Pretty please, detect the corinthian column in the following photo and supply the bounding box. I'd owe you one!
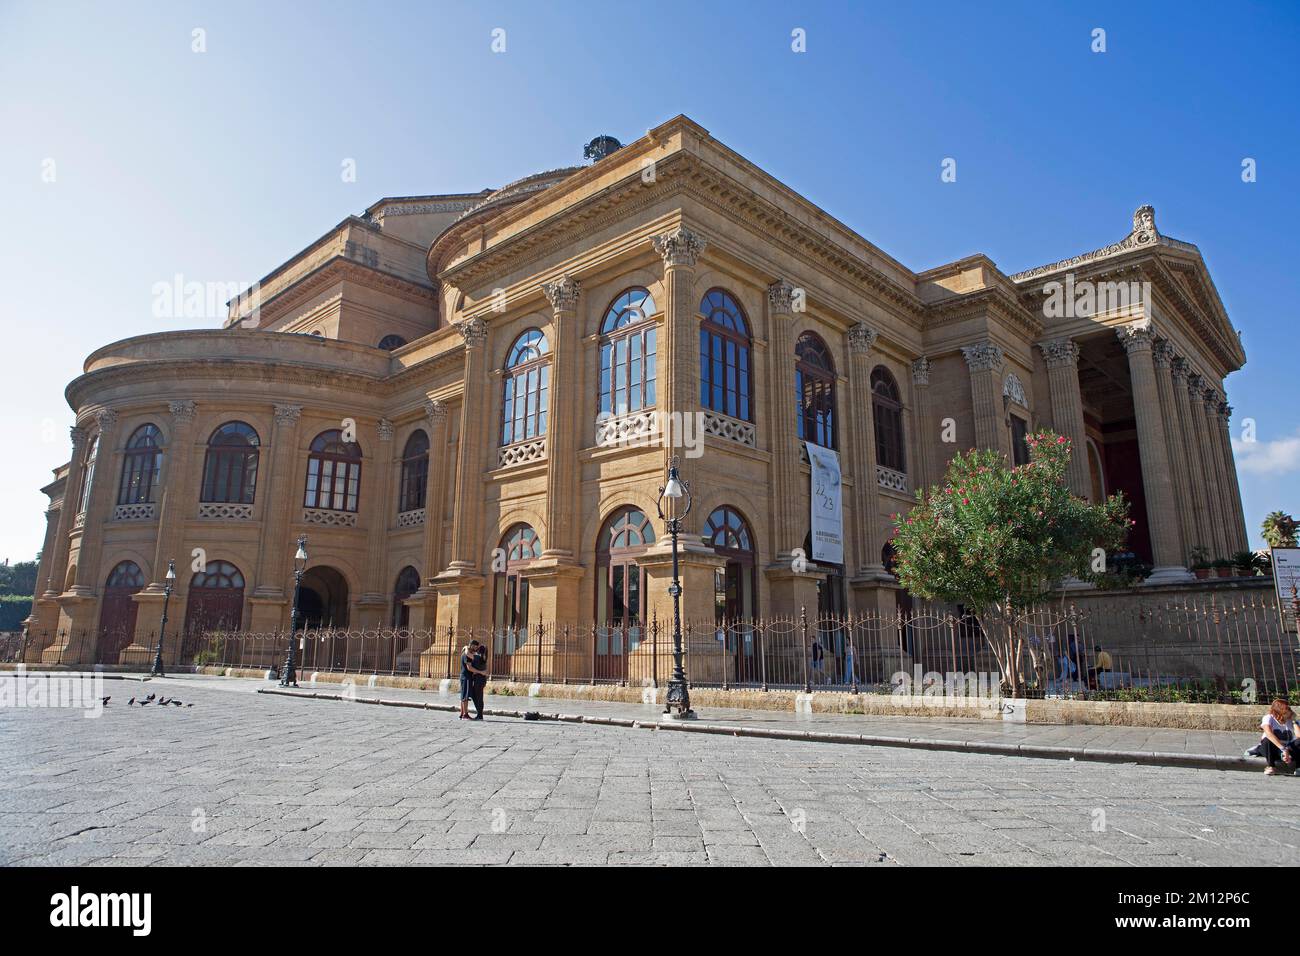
[1115,324,1192,583]
[910,358,933,494]
[652,225,707,503]
[847,324,888,580]
[1037,338,1090,497]
[406,398,449,630]
[67,408,119,594]
[766,280,800,558]
[961,343,1009,457]
[1172,361,1213,559]
[1196,384,1232,559]
[357,419,396,625]
[1151,342,1191,562]
[541,275,582,560]
[43,425,89,599]
[247,403,302,631]
[1217,402,1249,553]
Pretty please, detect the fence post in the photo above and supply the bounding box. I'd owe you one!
[651,611,659,689]
[848,612,859,695]
[801,606,810,694]
[535,615,543,685]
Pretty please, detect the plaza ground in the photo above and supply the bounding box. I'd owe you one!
[1,674,1296,866]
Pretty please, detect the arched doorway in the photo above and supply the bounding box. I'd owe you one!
[98,561,144,664]
[297,566,349,669]
[707,506,758,682]
[493,524,540,672]
[184,561,246,636]
[391,566,420,628]
[595,507,655,681]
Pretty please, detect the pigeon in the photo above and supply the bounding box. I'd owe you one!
[128,698,136,706]
[185,703,193,708]
[170,700,183,707]
[159,697,170,705]
[144,693,156,702]
[139,699,152,707]
[101,697,110,706]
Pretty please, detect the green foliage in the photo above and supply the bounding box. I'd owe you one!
[890,430,1130,614]
[1262,511,1298,549]
[0,560,38,597]
[0,595,34,631]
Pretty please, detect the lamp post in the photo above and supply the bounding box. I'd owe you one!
[656,456,695,719]
[151,559,175,678]
[280,535,308,688]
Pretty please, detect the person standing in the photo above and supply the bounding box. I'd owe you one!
[469,640,488,720]
[459,639,485,720]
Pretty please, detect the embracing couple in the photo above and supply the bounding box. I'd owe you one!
[459,639,487,720]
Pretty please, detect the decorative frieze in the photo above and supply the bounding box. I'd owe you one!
[847,323,878,355]
[653,226,707,269]
[1010,205,1161,282]
[498,437,547,468]
[303,508,357,528]
[542,275,581,311]
[1037,338,1079,370]
[112,503,155,521]
[701,411,756,448]
[396,508,426,529]
[595,411,658,448]
[961,343,1004,372]
[198,502,254,521]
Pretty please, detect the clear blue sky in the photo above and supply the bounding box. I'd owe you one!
[2,0,1296,563]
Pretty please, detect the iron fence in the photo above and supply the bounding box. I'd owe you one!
[13,592,1297,704]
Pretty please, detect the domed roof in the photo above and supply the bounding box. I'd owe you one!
[453,166,584,224]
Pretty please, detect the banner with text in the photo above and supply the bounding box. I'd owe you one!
[806,442,844,565]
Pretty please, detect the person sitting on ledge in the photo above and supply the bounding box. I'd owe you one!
[1255,698,1300,775]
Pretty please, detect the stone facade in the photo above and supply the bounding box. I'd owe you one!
[24,116,1249,665]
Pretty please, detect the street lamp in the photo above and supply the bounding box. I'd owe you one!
[151,559,175,677]
[280,535,308,688]
[656,456,695,719]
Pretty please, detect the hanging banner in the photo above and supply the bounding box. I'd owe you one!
[806,442,844,565]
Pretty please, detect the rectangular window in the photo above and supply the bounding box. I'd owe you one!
[1011,415,1030,466]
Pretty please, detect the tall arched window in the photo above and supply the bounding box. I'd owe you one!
[699,289,752,421]
[398,430,429,514]
[595,508,655,680]
[201,422,260,504]
[493,524,541,655]
[117,424,163,506]
[98,560,145,663]
[871,367,906,474]
[704,506,756,623]
[183,560,246,635]
[599,288,657,418]
[304,430,362,512]
[77,433,100,516]
[391,566,420,628]
[377,334,407,351]
[501,328,550,446]
[795,332,836,449]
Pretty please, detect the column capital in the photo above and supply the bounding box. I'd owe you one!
[1037,338,1079,370]
[1218,402,1232,423]
[1152,339,1175,369]
[377,418,395,442]
[424,397,449,427]
[454,318,489,349]
[168,400,197,424]
[94,408,119,435]
[1116,322,1154,354]
[273,403,302,425]
[1185,371,1204,397]
[847,323,878,355]
[653,226,707,268]
[767,279,796,314]
[542,274,581,311]
[961,342,1003,372]
[911,357,931,386]
[69,424,88,447]
[1202,386,1223,409]
[1170,356,1189,383]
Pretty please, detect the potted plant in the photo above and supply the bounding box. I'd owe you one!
[1231,550,1261,577]
[1212,557,1235,578]
[1190,546,1212,580]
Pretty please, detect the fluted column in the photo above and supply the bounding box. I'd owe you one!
[1115,325,1192,582]
[1217,402,1249,553]
[541,275,582,560]
[1196,383,1232,559]
[147,401,199,589]
[357,419,396,624]
[652,226,707,507]
[767,280,800,558]
[43,425,89,599]
[67,409,119,594]
[1150,342,1191,562]
[1172,360,1213,559]
[961,343,1009,457]
[848,324,887,580]
[910,358,933,494]
[246,404,302,631]
[406,398,450,631]
[1037,339,1090,497]
[447,318,490,572]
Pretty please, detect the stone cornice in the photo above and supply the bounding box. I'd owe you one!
[1010,205,1162,282]
[922,285,1043,340]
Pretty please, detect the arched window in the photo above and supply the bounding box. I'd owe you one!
[704,506,756,623]
[77,433,100,516]
[501,328,550,446]
[117,424,163,506]
[304,430,362,512]
[391,566,420,628]
[699,289,752,421]
[398,430,429,514]
[201,422,260,504]
[183,560,246,635]
[493,524,541,653]
[599,288,658,418]
[795,332,836,449]
[377,334,407,351]
[871,367,906,474]
[595,508,655,680]
[98,560,145,663]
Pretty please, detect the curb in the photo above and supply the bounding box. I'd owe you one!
[255,687,1260,774]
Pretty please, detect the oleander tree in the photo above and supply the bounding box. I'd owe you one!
[890,430,1130,695]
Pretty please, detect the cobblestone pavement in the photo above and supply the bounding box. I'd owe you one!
[1,676,1296,866]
